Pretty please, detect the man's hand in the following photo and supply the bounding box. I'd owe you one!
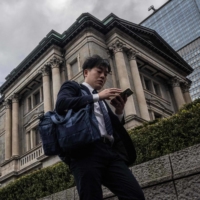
[98,88,122,100]
[110,95,127,115]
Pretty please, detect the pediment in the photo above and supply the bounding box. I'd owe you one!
[24,111,43,129]
[149,99,166,110]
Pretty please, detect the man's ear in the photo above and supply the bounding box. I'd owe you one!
[83,69,88,78]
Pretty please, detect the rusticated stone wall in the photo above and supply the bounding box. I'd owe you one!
[39,144,200,200]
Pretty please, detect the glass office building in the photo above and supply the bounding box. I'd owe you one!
[141,0,200,100]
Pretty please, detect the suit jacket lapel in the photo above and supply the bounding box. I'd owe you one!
[80,84,91,95]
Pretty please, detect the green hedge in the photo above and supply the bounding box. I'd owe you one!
[0,162,74,200]
[130,98,200,164]
[1,98,200,199]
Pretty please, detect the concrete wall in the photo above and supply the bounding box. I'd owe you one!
[39,143,200,200]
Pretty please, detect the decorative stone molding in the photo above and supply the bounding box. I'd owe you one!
[106,49,114,59]
[169,76,181,87]
[181,81,191,93]
[48,56,63,69]
[60,65,66,72]
[127,48,138,61]
[39,64,51,76]
[4,99,12,109]
[109,40,126,53]
[11,93,20,103]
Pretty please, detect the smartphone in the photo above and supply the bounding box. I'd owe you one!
[120,88,133,98]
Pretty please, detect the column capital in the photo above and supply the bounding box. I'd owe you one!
[127,48,139,61]
[169,76,181,88]
[109,40,126,54]
[48,56,63,69]
[11,93,20,103]
[4,99,12,109]
[38,64,51,76]
[181,81,191,93]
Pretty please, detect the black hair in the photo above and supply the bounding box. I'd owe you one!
[82,55,111,77]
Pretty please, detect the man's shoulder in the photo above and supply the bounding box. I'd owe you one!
[62,80,80,87]
[61,80,81,90]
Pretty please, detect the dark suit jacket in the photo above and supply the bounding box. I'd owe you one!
[55,81,136,166]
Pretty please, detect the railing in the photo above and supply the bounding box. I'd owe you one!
[19,145,44,170]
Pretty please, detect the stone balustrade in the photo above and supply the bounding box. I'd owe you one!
[19,145,44,170]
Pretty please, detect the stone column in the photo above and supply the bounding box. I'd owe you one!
[61,65,66,84]
[107,50,117,88]
[110,40,136,117]
[11,93,20,157]
[39,64,52,112]
[30,129,36,149]
[127,49,150,121]
[181,82,192,104]
[26,132,31,151]
[4,99,12,160]
[49,56,63,105]
[66,63,73,80]
[170,77,186,109]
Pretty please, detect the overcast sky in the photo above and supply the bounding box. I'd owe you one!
[0,0,168,86]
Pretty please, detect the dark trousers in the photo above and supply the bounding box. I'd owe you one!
[69,140,145,200]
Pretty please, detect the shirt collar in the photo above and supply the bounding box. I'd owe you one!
[82,82,94,94]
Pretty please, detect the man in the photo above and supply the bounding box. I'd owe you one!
[56,55,145,200]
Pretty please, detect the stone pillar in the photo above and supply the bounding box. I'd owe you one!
[170,77,186,109]
[26,132,31,151]
[67,63,73,80]
[110,40,136,117]
[181,82,192,104]
[39,64,52,112]
[77,53,81,72]
[4,99,12,160]
[61,65,66,84]
[127,49,150,121]
[30,129,35,149]
[49,56,63,105]
[11,93,20,157]
[107,50,117,88]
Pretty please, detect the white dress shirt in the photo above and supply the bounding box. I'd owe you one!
[82,82,123,142]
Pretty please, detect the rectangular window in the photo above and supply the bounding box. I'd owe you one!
[33,91,40,106]
[71,61,79,77]
[153,82,161,96]
[154,112,162,119]
[144,78,152,91]
[28,97,32,111]
[35,127,41,146]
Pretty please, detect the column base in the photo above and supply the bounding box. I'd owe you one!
[0,156,20,177]
[124,114,147,130]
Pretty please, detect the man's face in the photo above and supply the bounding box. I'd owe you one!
[84,66,108,90]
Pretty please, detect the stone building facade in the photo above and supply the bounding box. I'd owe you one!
[0,13,193,186]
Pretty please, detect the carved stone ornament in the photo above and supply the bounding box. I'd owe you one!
[127,48,138,61]
[106,49,113,59]
[4,99,12,109]
[181,82,191,93]
[48,56,63,69]
[169,76,181,88]
[60,65,66,72]
[109,39,126,54]
[11,93,20,103]
[38,64,50,76]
